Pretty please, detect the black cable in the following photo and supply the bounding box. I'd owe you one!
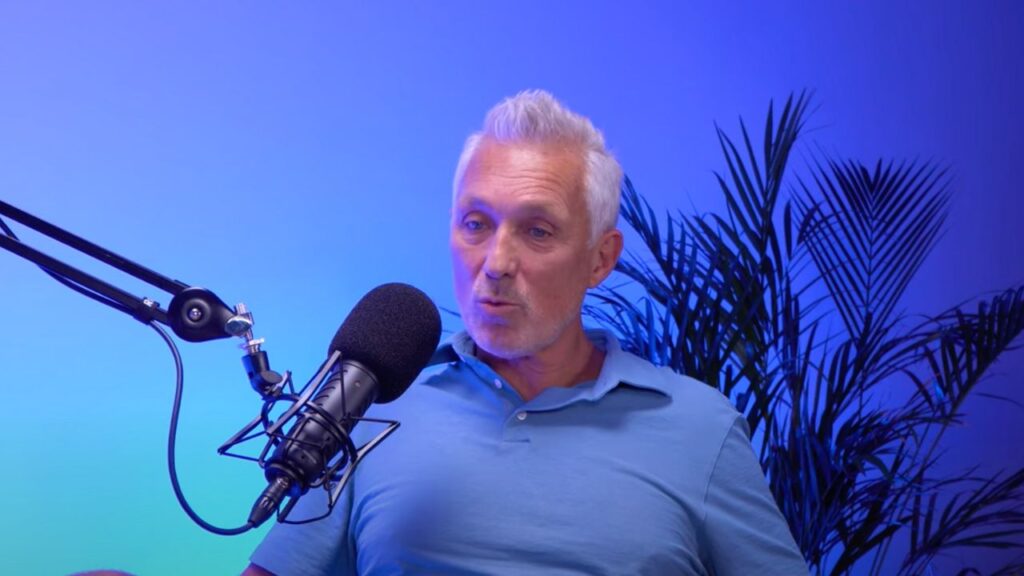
[43,269,134,315]
[151,321,254,535]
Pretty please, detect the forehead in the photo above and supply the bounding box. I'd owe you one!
[455,140,585,213]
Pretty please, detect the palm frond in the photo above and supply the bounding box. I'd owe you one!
[901,468,1024,575]
[903,287,1024,419]
[796,158,951,342]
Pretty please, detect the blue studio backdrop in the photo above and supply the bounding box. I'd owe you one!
[0,3,1021,575]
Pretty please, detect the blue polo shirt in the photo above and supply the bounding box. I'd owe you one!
[250,330,807,575]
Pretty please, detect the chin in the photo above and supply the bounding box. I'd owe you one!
[468,324,539,359]
[481,344,535,360]
[472,320,578,361]
[473,334,532,359]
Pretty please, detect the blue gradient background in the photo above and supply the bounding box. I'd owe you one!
[1,3,1021,575]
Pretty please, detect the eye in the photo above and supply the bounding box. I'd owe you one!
[461,215,487,233]
[528,226,552,239]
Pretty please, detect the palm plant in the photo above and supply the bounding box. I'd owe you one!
[585,93,1024,574]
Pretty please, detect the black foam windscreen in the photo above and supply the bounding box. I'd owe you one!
[329,283,442,403]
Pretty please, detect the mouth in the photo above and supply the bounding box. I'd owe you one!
[476,298,519,314]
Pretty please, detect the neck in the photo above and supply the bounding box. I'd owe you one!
[478,323,605,402]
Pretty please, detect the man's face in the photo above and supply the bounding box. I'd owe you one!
[450,139,602,359]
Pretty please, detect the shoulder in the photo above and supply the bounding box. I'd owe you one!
[605,342,740,428]
[584,338,748,482]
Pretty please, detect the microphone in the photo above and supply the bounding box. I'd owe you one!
[248,283,441,527]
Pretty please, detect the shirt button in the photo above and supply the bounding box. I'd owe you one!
[493,378,502,389]
[516,412,528,421]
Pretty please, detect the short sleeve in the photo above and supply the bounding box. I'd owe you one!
[249,480,357,576]
[702,418,809,575]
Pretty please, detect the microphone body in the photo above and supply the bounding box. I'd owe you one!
[248,283,441,527]
[249,359,378,526]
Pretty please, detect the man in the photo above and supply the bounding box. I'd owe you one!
[245,90,808,575]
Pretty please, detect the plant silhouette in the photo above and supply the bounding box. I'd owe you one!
[585,93,1024,575]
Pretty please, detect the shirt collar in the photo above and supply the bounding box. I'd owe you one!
[437,329,672,403]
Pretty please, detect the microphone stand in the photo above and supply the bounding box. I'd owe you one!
[0,199,246,342]
[0,199,274,534]
[0,199,403,531]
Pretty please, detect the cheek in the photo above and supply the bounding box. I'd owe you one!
[450,241,479,284]
[530,255,591,306]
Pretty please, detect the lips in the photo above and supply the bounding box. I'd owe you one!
[478,297,515,306]
[475,297,520,314]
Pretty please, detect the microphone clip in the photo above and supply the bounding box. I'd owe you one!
[231,302,289,399]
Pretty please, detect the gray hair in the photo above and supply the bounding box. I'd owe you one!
[452,90,622,245]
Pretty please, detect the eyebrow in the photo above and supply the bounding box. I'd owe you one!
[456,196,565,218]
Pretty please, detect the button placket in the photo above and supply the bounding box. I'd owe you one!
[500,406,531,443]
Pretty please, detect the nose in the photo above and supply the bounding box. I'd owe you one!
[482,226,518,280]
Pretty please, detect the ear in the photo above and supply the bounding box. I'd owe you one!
[588,229,623,288]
